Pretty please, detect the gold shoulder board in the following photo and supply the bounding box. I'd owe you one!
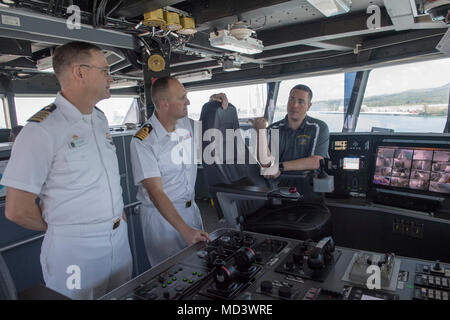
[134,123,153,141]
[27,104,57,123]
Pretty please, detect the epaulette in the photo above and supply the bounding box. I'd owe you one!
[94,106,104,114]
[134,123,152,141]
[27,104,57,123]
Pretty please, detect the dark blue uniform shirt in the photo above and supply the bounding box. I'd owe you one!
[267,114,330,200]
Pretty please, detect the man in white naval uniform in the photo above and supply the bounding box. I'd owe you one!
[130,77,229,266]
[1,42,132,299]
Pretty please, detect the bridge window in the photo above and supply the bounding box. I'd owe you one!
[96,96,137,126]
[0,97,7,128]
[187,83,267,120]
[276,73,345,132]
[358,58,450,133]
[14,96,137,126]
[14,96,55,125]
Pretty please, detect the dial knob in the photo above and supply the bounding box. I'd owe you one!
[260,280,273,293]
[279,285,292,299]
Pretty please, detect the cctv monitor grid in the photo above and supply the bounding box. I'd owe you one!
[373,146,450,194]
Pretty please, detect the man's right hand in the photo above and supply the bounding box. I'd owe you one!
[249,117,268,130]
[181,226,210,246]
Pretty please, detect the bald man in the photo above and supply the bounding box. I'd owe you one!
[131,77,231,266]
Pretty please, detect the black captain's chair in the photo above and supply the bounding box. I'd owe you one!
[199,101,332,241]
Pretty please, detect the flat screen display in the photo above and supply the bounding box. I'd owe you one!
[343,157,360,170]
[373,146,450,194]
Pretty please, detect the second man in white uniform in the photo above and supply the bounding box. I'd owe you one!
[130,77,215,266]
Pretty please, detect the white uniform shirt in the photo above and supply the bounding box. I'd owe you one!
[1,92,123,225]
[130,113,198,206]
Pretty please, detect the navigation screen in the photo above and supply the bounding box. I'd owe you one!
[373,146,450,194]
[343,157,360,170]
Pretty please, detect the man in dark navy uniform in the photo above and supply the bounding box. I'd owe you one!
[250,84,329,201]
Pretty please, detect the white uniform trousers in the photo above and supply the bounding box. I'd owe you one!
[40,217,133,300]
[140,200,203,267]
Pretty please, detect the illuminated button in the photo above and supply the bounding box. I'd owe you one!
[192,272,197,275]
[162,284,167,288]
[198,273,203,277]
[167,280,172,285]
[172,277,177,281]
[183,278,187,282]
[188,280,193,284]
[306,293,315,299]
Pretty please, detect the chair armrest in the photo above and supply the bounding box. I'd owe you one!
[280,170,317,179]
[210,183,301,201]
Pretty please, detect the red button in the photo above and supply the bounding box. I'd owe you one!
[289,187,297,193]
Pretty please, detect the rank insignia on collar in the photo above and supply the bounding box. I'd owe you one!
[28,104,56,123]
[134,123,152,141]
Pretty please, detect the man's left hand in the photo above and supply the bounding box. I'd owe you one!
[210,93,228,109]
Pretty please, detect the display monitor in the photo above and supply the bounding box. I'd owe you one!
[372,145,450,195]
[343,157,360,170]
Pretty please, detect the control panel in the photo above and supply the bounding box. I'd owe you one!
[328,134,372,197]
[100,228,449,301]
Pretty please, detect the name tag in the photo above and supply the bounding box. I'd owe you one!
[69,136,87,149]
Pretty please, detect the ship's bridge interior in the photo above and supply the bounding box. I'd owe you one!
[0,0,449,300]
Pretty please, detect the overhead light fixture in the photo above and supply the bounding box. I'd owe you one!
[209,29,264,55]
[175,70,212,83]
[36,56,54,73]
[109,79,138,89]
[306,0,352,17]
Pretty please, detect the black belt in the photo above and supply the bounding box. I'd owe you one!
[113,218,121,230]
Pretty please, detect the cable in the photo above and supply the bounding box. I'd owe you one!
[92,0,97,28]
[106,0,122,18]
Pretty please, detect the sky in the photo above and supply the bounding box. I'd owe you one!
[188,57,450,108]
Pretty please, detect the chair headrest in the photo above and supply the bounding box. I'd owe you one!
[199,101,240,133]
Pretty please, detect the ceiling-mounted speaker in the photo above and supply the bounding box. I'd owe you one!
[177,16,197,35]
[147,54,166,72]
[143,9,166,27]
[163,11,182,31]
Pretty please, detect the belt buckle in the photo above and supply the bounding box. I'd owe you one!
[113,218,121,230]
[185,200,191,208]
